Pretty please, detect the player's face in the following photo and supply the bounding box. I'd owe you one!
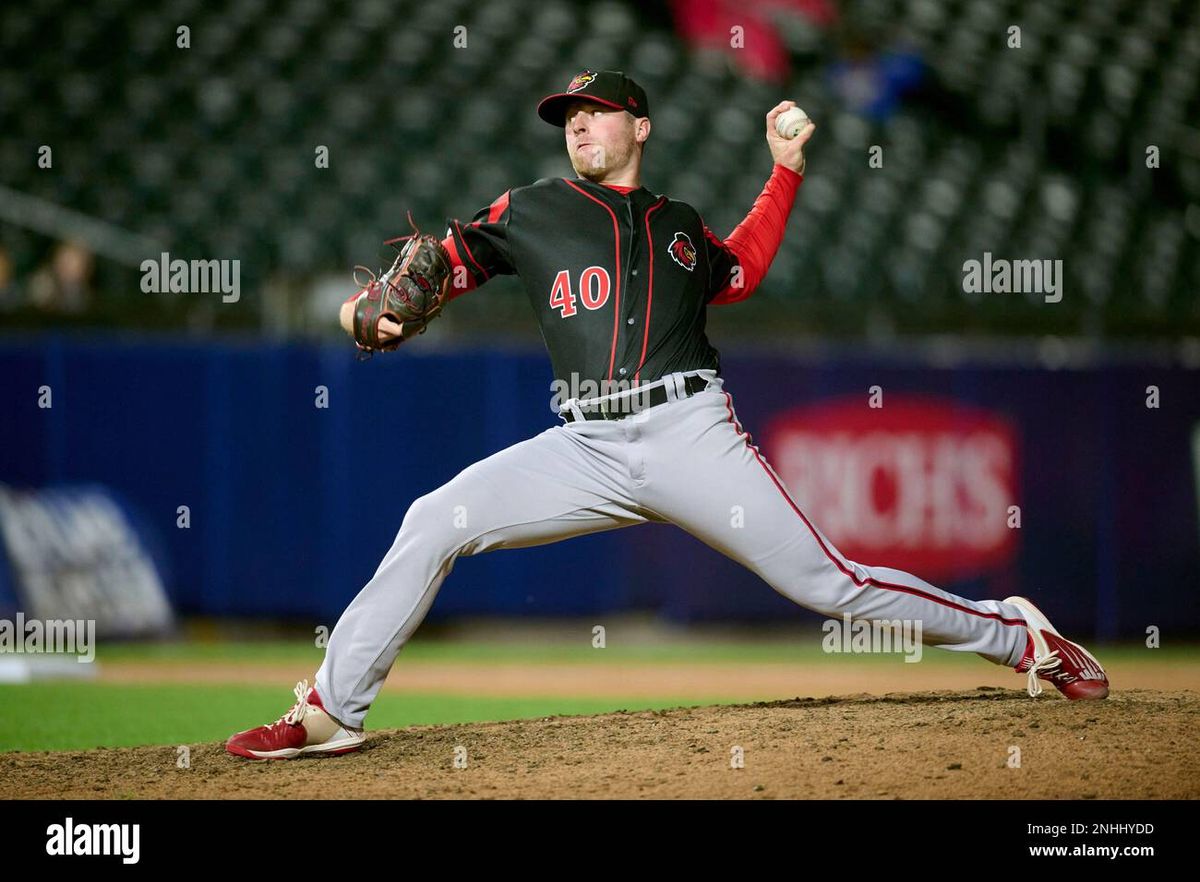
[564,100,640,181]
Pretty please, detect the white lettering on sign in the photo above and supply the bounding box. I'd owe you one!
[774,431,1011,551]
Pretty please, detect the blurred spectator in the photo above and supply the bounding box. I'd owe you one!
[670,0,838,82]
[0,246,20,311]
[29,241,94,314]
[827,27,926,122]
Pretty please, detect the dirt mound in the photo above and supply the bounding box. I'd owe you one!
[4,689,1196,799]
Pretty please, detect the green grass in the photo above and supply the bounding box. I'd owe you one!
[93,637,833,664]
[92,637,1192,667]
[0,683,729,753]
[4,639,1191,754]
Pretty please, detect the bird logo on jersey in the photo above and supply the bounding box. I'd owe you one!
[567,71,597,93]
[668,232,697,271]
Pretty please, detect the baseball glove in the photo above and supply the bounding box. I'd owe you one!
[350,220,452,356]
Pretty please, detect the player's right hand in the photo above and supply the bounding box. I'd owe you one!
[765,100,815,175]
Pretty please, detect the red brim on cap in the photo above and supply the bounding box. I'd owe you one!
[536,93,625,126]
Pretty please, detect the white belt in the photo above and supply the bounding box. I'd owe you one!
[557,369,718,420]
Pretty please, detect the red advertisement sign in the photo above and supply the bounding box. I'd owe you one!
[764,396,1019,581]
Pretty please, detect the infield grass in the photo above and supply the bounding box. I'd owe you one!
[0,638,1190,754]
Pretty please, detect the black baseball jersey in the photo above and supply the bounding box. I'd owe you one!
[445,177,743,388]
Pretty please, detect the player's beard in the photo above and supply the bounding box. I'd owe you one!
[572,138,636,183]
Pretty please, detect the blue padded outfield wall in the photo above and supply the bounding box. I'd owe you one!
[1,333,1197,639]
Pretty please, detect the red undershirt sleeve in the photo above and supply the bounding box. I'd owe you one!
[706,163,803,306]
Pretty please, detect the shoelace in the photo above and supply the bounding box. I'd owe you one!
[263,679,313,727]
[1025,650,1063,697]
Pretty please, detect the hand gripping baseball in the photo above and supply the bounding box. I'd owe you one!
[765,100,815,175]
[351,218,452,356]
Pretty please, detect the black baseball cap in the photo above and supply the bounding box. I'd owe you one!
[537,69,650,127]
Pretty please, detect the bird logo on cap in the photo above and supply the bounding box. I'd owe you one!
[567,71,596,93]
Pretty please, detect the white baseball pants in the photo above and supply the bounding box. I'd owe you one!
[316,371,1030,728]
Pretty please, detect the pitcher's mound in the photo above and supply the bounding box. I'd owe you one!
[4,689,1195,799]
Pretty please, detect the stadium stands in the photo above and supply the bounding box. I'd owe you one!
[0,0,1196,338]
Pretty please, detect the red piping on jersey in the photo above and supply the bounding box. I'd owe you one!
[483,190,510,224]
[442,190,511,299]
[563,179,622,382]
[451,219,487,282]
[720,391,1029,628]
[635,199,666,383]
[442,235,478,299]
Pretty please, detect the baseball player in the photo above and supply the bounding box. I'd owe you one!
[226,70,1108,760]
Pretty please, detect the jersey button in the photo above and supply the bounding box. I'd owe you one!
[632,269,639,276]
[618,367,627,375]
[626,317,635,325]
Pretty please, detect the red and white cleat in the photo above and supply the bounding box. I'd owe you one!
[1006,596,1110,700]
[225,680,366,760]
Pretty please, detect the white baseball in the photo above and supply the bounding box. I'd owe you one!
[775,106,810,139]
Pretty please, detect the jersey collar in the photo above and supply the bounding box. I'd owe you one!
[566,177,655,206]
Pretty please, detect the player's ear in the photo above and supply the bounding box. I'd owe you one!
[636,117,651,145]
